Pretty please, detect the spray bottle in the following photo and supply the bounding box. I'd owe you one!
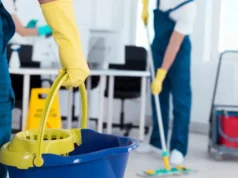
[9,44,21,69]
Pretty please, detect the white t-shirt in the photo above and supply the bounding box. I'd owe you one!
[158,0,197,35]
[2,0,16,14]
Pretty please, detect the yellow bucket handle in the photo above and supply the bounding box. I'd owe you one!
[33,71,88,167]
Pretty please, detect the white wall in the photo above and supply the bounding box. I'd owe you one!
[219,0,238,51]
[189,0,218,124]
[189,0,224,124]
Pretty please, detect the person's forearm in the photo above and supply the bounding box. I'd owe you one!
[161,31,185,71]
[17,28,38,37]
[38,0,56,4]
[11,15,38,37]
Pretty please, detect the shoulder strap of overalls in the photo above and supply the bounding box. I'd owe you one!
[157,0,160,8]
[166,0,194,13]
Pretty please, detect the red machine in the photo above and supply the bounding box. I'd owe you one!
[219,115,238,148]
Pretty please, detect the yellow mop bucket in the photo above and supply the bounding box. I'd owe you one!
[0,71,138,178]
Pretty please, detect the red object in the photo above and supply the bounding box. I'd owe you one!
[219,116,238,148]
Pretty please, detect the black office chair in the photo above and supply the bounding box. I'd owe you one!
[91,45,149,136]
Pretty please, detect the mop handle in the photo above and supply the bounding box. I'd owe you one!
[145,27,170,170]
[34,71,88,167]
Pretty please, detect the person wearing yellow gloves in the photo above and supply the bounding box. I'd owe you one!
[140,0,196,165]
[0,0,89,177]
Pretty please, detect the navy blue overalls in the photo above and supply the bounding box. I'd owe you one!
[150,0,193,156]
[0,1,15,178]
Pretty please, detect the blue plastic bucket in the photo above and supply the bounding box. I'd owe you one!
[7,129,138,178]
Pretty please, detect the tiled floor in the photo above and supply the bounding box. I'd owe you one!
[125,133,238,178]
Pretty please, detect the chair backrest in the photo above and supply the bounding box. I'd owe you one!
[109,46,147,71]
[106,45,147,98]
[7,44,34,65]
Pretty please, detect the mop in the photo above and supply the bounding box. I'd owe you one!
[137,26,196,177]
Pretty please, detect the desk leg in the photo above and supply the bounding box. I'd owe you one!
[107,76,114,134]
[139,77,147,141]
[98,75,106,133]
[67,89,73,129]
[21,74,30,131]
[86,77,92,122]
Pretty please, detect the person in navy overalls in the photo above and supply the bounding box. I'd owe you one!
[141,0,196,165]
[0,2,16,177]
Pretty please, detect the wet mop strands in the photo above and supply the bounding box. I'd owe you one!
[138,166,195,177]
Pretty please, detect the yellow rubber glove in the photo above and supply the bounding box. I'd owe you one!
[142,0,149,25]
[40,0,90,88]
[151,68,167,95]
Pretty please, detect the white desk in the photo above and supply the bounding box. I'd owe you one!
[9,68,150,141]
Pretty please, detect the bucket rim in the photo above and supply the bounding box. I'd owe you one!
[22,129,138,168]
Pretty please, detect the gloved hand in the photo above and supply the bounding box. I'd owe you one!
[26,19,38,28]
[151,68,167,95]
[40,0,90,89]
[26,19,52,36]
[141,0,149,25]
[37,25,52,36]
